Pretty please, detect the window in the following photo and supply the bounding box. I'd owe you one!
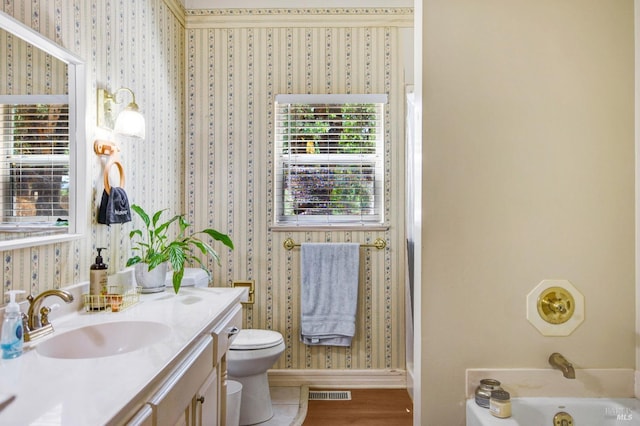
[0,97,70,226]
[274,94,386,226]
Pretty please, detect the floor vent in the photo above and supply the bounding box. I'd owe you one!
[308,390,352,401]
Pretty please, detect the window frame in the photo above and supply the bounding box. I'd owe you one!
[0,11,87,249]
[1,98,71,223]
[273,93,387,228]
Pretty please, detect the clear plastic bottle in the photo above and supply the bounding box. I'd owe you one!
[1,290,26,359]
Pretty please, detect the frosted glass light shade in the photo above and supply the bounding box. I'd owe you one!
[114,108,145,139]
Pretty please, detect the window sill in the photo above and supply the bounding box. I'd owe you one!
[271,224,389,232]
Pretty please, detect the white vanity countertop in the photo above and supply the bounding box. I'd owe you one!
[0,285,245,425]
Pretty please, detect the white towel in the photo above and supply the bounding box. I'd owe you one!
[300,242,360,346]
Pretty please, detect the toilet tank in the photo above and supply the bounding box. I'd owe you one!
[165,268,210,288]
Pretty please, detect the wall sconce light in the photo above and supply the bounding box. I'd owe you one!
[97,87,146,139]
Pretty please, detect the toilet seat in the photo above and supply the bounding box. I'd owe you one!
[230,329,283,350]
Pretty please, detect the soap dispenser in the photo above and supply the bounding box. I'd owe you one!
[89,247,108,310]
[1,290,26,359]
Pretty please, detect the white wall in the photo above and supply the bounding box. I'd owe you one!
[420,0,635,423]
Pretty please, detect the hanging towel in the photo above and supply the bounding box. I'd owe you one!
[300,242,360,346]
[97,187,132,225]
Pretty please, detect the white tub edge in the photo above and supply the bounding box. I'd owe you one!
[466,368,635,399]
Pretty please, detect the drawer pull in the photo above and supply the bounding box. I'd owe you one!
[197,396,205,404]
[227,326,240,338]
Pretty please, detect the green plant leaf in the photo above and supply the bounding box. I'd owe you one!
[151,208,166,227]
[201,229,234,249]
[189,256,208,270]
[178,215,190,233]
[191,240,221,266]
[131,204,150,227]
[126,256,141,267]
[155,214,180,236]
[147,253,166,270]
[209,250,221,266]
[172,268,184,294]
[167,243,187,271]
[190,240,209,255]
[127,205,234,293]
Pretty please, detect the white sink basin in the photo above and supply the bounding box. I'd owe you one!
[36,321,171,359]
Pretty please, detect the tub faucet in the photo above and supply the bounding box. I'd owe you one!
[22,289,74,342]
[548,352,575,379]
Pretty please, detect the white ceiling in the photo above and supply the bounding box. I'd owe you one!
[183,0,413,9]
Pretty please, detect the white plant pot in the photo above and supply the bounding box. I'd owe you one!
[135,262,168,294]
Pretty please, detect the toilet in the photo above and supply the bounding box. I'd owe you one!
[227,329,285,425]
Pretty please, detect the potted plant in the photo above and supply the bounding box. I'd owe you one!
[126,204,234,294]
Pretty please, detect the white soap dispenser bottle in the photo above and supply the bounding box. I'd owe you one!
[1,290,26,359]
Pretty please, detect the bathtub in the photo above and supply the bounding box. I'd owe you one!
[467,397,640,425]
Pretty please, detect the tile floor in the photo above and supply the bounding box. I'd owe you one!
[252,386,307,426]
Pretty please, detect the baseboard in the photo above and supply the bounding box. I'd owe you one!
[406,366,415,401]
[268,369,407,388]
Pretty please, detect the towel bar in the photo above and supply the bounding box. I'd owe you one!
[283,237,386,251]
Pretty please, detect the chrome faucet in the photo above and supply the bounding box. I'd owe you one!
[22,289,74,342]
[549,352,575,379]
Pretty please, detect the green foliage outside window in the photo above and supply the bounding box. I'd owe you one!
[281,104,380,218]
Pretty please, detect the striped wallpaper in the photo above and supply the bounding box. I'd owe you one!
[0,2,413,373]
[0,29,67,95]
[185,8,412,370]
[0,0,185,297]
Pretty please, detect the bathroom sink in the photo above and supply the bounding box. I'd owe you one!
[36,321,171,359]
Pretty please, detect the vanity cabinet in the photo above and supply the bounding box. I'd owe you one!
[0,287,246,426]
[193,303,243,426]
[124,335,215,426]
[125,303,242,426]
[147,336,214,426]
[192,368,219,425]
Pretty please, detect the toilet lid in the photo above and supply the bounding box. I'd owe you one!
[230,329,284,350]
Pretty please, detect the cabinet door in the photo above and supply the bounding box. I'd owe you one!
[173,407,190,426]
[148,336,214,426]
[193,368,219,426]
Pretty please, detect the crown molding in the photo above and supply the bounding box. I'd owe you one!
[163,0,187,26]
[185,8,414,29]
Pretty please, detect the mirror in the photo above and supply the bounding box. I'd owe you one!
[0,11,86,249]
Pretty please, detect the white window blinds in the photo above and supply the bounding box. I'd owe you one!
[275,94,386,225]
[0,95,70,222]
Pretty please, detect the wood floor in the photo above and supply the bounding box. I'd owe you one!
[302,389,413,426]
